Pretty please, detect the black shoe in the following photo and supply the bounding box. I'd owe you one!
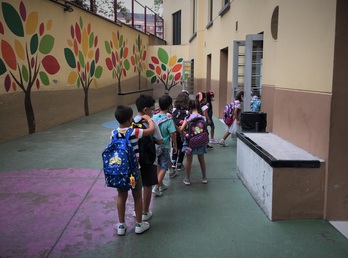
[207,145,214,150]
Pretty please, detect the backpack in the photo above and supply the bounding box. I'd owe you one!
[186,115,209,148]
[102,128,139,190]
[223,102,235,126]
[131,120,156,167]
[172,108,189,127]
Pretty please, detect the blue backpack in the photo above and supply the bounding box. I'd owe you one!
[102,128,139,190]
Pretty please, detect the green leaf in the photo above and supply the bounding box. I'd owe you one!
[0,58,7,75]
[89,32,94,48]
[150,76,156,84]
[169,74,173,80]
[119,35,123,48]
[39,71,49,85]
[178,58,183,62]
[146,70,155,77]
[39,35,54,54]
[161,64,166,71]
[105,41,111,54]
[79,16,83,29]
[158,48,168,64]
[64,48,76,68]
[78,50,85,68]
[95,66,103,78]
[2,2,24,37]
[77,77,80,88]
[30,34,39,55]
[90,60,95,77]
[22,65,28,82]
[124,59,130,70]
[120,48,123,59]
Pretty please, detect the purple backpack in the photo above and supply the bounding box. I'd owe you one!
[186,115,209,148]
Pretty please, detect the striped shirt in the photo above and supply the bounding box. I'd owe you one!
[111,127,143,161]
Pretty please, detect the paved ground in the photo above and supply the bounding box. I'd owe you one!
[1,106,348,258]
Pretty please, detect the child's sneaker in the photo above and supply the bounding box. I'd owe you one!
[159,184,168,192]
[209,138,219,144]
[135,222,150,234]
[169,169,178,178]
[176,164,185,171]
[218,139,229,147]
[202,178,208,184]
[152,186,163,196]
[207,144,214,150]
[183,178,191,186]
[117,223,126,236]
[142,210,152,221]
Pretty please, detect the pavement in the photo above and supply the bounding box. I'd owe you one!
[1,106,348,258]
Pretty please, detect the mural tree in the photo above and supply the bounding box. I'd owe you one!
[64,17,103,116]
[105,31,131,93]
[131,34,147,90]
[146,47,183,93]
[0,1,60,134]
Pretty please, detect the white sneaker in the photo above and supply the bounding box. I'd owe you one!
[117,223,126,236]
[169,169,178,178]
[142,210,153,221]
[218,139,229,147]
[159,184,168,192]
[135,222,150,234]
[152,187,163,196]
[209,138,219,144]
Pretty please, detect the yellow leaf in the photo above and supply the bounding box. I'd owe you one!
[47,19,52,31]
[169,55,177,67]
[88,50,94,59]
[26,12,38,35]
[93,78,98,87]
[67,39,73,47]
[68,71,78,84]
[112,32,117,49]
[82,29,88,56]
[15,39,25,61]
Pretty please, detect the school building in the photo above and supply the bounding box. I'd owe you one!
[0,0,347,226]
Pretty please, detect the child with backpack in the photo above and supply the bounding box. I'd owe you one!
[196,92,214,150]
[171,92,190,173]
[153,94,178,196]
[180,99,209,185]
[102,105,155,236]
[219,91,244,147]
[206,90,218,143]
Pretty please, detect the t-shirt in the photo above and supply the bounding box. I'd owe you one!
[153,113,176,149]
[111,127,143,161]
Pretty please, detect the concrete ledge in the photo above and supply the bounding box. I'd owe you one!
[237,132,325,221]
[118,88,153,95]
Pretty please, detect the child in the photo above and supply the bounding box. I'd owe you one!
[219,91,244,147]
[133,94,163,220]
[153,94,178,196]
[206,90,218,143]
[180,99,208,185]
[196,92,214,150]
[112,105,155,235]
[171,92,190,173]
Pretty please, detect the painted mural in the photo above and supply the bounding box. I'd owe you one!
[131,34,147,90]
[105,31,130,94]
[64,17,103,116]
[146,47,183,93]
[0,1,60,134]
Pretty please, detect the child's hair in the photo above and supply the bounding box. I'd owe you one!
[206,90,214,104]
[135,94,156,112]
[114,105,133,124]
[174,92,190,109]
[181,90,189,96]
[158,94,173,111]
[195,91,206,103]
[235,91,244,101]
[188,99,199,113]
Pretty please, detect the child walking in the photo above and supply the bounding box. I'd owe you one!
[219,91,244,147]
[153,94,178,196]
[171,92,190,173]
[206,90,218,143]
[180,99,208,185]
[111,105,155,235]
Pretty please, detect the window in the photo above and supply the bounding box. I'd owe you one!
[271,6,279,40]
[173,11,181,45]
[218,0,230,16]
[206,0,213,29]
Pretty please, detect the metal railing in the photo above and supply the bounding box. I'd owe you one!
[61,0,164,39]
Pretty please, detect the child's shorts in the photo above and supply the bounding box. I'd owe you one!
[158,148,170,170]
[191,145,207,155]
